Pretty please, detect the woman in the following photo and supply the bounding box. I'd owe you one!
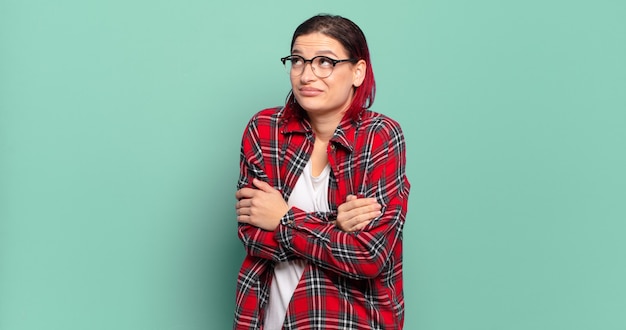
[234,14,410,330]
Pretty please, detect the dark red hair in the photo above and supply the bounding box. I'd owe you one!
[284,14,376,120]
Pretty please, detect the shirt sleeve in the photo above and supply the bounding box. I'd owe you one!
[236,115,291,263]
[275,118,410,279]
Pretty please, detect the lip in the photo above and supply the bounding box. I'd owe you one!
[298,87,323,97]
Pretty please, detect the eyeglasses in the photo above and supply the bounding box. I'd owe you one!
[280,55,357,78]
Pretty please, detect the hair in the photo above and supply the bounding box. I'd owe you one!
[284,14,376,120]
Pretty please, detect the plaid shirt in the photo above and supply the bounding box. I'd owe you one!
[234,107,410,330]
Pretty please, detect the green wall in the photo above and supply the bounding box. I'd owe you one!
[1,0,625,329]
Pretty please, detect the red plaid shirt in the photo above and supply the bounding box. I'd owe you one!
[234,107,410,330]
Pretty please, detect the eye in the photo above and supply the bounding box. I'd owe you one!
[316,56,334,68]
[290,56,304,66]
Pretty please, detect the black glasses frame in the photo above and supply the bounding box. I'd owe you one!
[280,55,357,77]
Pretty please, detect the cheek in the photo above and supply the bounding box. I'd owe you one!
[329,78,355,100]
[289,75,298,89]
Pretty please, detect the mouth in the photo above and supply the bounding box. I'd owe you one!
[298,87,323,97]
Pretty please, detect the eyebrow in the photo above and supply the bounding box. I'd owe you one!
[291,49,340,58]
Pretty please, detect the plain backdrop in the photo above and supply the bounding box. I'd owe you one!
[1,0,625,329]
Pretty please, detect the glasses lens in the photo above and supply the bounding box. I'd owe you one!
[283,56,301,75]
[282,56,335,78]
[312,57,333,78]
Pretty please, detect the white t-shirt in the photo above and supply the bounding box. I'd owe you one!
[263,160,330,329]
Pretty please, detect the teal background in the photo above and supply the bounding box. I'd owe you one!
[1,0,625,329]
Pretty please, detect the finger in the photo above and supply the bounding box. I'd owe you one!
[337,198,376,213]
[357,202,381,212]
[237,214,251,224]
[252,178,275,193]
[342,219,371,233]
[349,214,370,227]
[365,210,383,221]
[347,210,381,227]
[339,214,367,231]
[353,220,372,231]
[237,206,251,217]
[358,198,380,206]
[236,199,251,209]
[348,198,379,209]
[235,188,257,200]
[345,202,381,218]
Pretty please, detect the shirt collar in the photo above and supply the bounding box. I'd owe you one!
[281,112,312,134]
[281,109,362,153]
[329,115,358,152]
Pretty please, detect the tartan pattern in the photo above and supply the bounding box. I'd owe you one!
[234,107,410,329]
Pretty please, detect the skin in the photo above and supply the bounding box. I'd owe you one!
[236,33,381,232]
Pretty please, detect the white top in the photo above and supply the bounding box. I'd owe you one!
[263,160,330,329]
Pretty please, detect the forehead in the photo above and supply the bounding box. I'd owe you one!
[291,33,348,57]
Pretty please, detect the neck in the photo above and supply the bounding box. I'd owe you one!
[309,111,345,142]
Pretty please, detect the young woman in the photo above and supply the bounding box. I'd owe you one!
[234,14,410,330]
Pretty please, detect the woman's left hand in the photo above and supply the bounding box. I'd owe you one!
[335,195,381,232]
[235,178,289,231]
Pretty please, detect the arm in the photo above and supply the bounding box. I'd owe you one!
[275,119,410,279]
[235,117,291,263]
[237,182,380,232]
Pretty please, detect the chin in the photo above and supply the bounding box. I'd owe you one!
[295,98,322,112]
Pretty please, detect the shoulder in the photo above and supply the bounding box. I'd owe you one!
[246,106,283,124]
[242,106,284,132]
[358,110,405,138]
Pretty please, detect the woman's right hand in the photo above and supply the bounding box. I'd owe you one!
[335,195,382,232]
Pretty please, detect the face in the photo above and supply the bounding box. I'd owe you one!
[290,33,366,118]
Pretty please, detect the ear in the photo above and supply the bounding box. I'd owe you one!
[352,60,367,87]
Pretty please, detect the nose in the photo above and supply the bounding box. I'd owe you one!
[300,61,316,82]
